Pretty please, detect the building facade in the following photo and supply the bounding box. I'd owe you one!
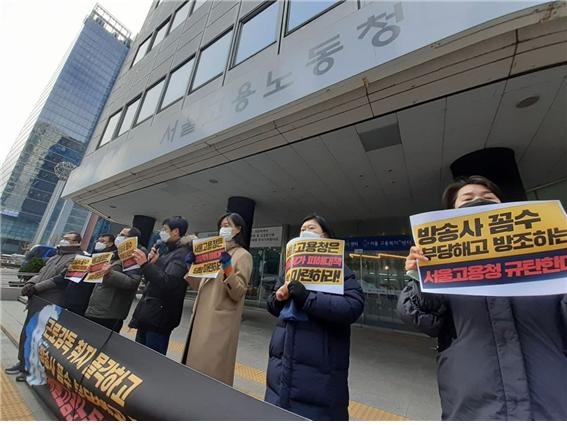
[0,5,132,254]
[64,0,567,328]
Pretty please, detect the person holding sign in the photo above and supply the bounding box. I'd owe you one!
[182,213,253,386]
[397,175,567,420]
[129,216,191,355]
[85,227,144,332]
[61,233,118,316]
[5,232,83,382]
[264,214,364,421]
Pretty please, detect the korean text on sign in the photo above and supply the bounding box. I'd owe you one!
[410,200,567,296]
[285,237,345,295]
[186,236,225,279]
[118,237,138,272]
[65,255,91,283]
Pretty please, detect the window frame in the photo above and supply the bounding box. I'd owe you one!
[284,0,344,36]
[190,28,234,92]
[135,78,166,126]
[169,1,191,33]
[116,96,142,137]
[231,1,280,68]
[131,35,152,67]
[97,109,122,148]
[159,57,196,112]
[150,18,172,51]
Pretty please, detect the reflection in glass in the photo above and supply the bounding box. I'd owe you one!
[234,2,279,65]
[161,59,194,109]
[170,2,191,32]
[132,37,151,66]
[192,30,232,89]
[99,111,121,146]
[137,80,165,124]
[287,0,341,32]
[117,98,141,135]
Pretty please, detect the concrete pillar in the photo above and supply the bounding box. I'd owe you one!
[450,147,527,202]
[132,215,156,248]
[226,196,255,249]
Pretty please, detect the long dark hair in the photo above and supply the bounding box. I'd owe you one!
[301,213,336,239]
[441,175,503,209]
[218,212,248,249]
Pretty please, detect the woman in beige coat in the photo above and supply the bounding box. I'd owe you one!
[182,213,253,386]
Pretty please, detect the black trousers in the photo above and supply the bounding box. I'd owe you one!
[87,317,123,333]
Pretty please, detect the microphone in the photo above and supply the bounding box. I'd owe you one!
[152,239,168,257]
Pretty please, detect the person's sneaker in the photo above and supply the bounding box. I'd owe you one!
[15,372,28,382]
[4,362,21,375]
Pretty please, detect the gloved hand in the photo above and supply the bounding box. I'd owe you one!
[288,280,309,308]
[21,283,36,297]
[184,251,196,267]
[219,251,233,276]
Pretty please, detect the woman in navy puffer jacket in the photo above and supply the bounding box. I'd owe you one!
[264,214,364,420]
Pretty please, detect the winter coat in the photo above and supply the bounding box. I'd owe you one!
[129,240,190,335]
[264,266,364,420]
[397,278,567,420]
[182,245,252,386]
[85,259,142,321]
[29,245,84,306]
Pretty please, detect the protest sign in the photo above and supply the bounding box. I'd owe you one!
[285,237,345,294]
[410,200,567,296]
[84,252,114,283]
[64,255,91,283]
[186,236,225,278]
[118,237,138,271]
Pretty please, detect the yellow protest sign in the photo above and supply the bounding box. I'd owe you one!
[285,237,345,294]
[118,237,138,271]
[65,255,91,283]
[187,236,225,278]
[410,200,567,296]
[84,252,114,283]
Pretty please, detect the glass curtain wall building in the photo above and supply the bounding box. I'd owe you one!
[0,5,132,254]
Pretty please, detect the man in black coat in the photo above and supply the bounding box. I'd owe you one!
[129,216,190,355]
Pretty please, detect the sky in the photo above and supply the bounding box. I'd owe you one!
[0,0,154,166]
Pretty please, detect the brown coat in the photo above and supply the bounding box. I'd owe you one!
[182,245,252,386]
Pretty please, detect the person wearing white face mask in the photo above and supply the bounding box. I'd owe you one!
[6,232,83,382]
[182,212,253,386]
[398,175,567,420]
[264,214,364,421]
[85,227,144,332]
[129,216,191,355]
[93,233,117,254]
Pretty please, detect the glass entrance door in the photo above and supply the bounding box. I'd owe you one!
[345,252,408,329]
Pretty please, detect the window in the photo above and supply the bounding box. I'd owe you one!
[132,36,151,66]
[192,0,206,13]
[117,97,141,136]
[136,79,165,124]
[287,0,342,33]
[234,2,279,66]
[151,19,170,50]
[192,30,233,90]
[98,110,121,147]
[170,2,191,32]
[160,58,194,109]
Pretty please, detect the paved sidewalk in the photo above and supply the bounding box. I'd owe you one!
[1,296,441,420]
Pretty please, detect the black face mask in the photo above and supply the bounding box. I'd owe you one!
[458,198,499,209]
